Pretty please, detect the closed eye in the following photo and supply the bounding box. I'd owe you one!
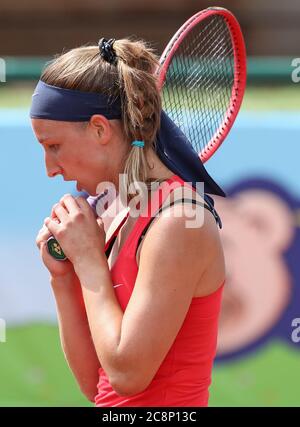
[48,144,60,152]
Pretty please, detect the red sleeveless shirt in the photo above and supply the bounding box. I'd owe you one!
[94,174,224,407]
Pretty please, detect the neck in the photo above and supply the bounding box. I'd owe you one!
[118,148,174,206]
[145,148,174,182]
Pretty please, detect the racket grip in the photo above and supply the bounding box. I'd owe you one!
[46,189,111,262]
[47,236,67,261]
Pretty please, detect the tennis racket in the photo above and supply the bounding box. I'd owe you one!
[47,7,246,261]
[157,6,247,162]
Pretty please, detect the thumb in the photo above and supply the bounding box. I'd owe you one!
[96,217,104,228]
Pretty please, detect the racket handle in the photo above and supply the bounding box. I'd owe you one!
[47,236,67,261]
[46,189,112,262]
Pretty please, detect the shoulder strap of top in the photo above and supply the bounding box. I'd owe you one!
[104,213,129,259]
[135,197,222,256]
[203,194,223,229]
[105,235,117,259]
[104,174,223,261]
[105,196,223,260]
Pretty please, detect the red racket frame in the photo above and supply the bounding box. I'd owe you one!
[157,7,247,163]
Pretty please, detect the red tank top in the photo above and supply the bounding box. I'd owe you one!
[94,174,225,407]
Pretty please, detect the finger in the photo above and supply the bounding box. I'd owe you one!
[96,217,104,228]
[38,223,49,233]
[37,219,59,241]
[36,234,49,249]
[53,203,69,222]
[36,229,50,248]
[50,206,59,220]
[36,224,51,239]
[51,201,62,221]
[39,241,46,252]
[60,194,81,215]
[50,205,61,222]
[38,224,51,237]
[39,241,51,257]
[36,234,43,249]
[75,196,93,213]
[44,217,60,236]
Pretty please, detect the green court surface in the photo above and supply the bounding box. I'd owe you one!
[1,324,299,407]
[210,342,300,407]
[0,83,36,109]
[0,324,91,407]
[0,83,300,110]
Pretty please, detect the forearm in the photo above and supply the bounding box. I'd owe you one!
[51,273,100,401]
[73,256,134,393]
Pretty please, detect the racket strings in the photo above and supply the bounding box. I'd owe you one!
[188,20,233,141]
[161,15,235,160]
[166,16,234,140]
[172,20,233,149]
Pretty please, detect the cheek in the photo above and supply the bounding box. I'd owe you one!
[67,142,103,174]
[58,149,81,167]
[73,153,90,170]
[67,150,94,173]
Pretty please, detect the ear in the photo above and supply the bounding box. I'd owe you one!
[89,114,112,145]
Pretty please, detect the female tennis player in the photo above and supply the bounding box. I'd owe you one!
[32,38,225,407]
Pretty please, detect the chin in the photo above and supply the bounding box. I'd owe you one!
[85,186,98,197]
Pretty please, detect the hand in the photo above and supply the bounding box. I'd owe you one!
[36,209,74,279]
[43,194,106,266]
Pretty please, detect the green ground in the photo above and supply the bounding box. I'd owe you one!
[0,324,91,407]
[1,324,299,407]
[210,342,300,407]
[0,83,36,109]
[0,83,299,110]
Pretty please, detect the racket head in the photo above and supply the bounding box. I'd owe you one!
[157,7,247,163]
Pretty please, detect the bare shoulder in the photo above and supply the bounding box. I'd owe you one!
[136,196,225,298]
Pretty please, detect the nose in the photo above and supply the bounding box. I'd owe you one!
[45,153,62,178]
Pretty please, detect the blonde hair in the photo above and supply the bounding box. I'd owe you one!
[40,38,164,195]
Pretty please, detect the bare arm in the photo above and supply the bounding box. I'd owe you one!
[51,272,101,402]
[36,195,106,402]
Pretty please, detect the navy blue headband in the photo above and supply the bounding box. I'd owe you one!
[156,112,226,197]
[30,80,122,121]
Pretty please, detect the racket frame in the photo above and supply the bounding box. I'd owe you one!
[157,7,247,163]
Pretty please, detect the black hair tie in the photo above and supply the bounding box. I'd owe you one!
[98,38,117,65]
